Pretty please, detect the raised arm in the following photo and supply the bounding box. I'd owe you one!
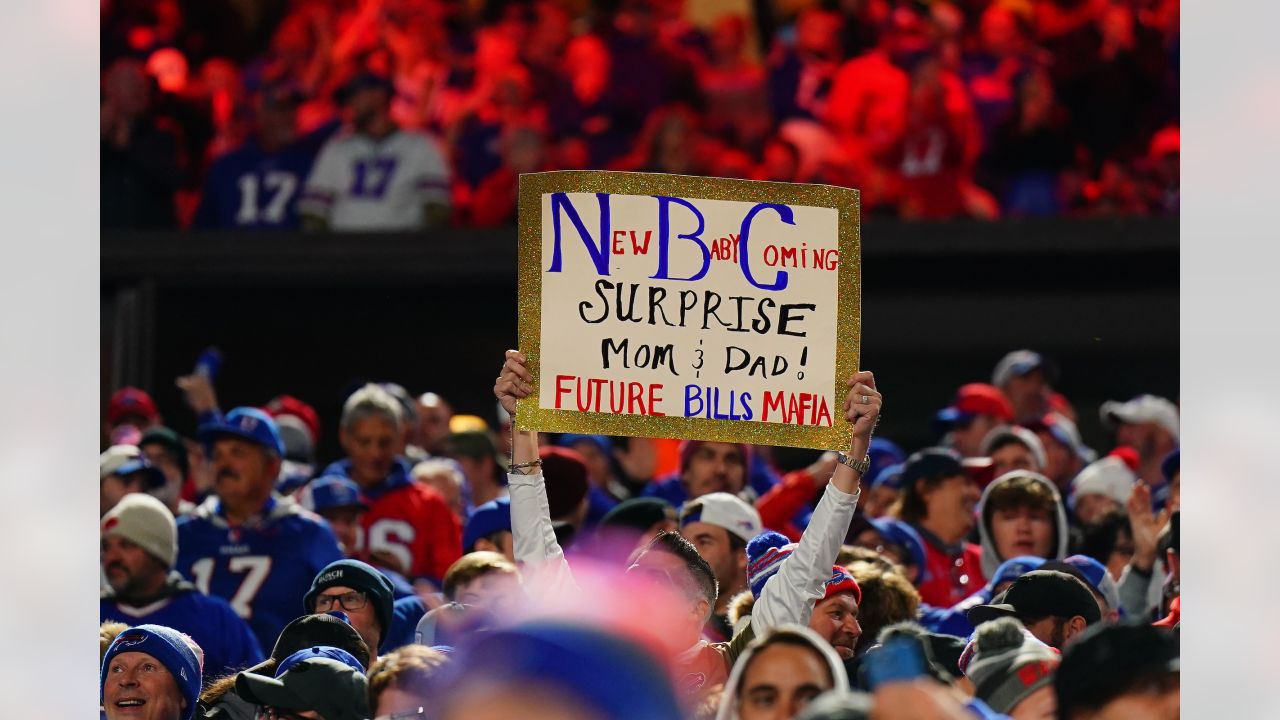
[751,371,882,634]
[494,350,579,596]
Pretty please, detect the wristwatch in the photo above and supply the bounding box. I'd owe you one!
[836,451,872,475]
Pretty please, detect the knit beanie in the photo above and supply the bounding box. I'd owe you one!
[303,560,395,651]
[101,624,203,720]
[1069,456,1136,510]
[101,493,177,568]
[964,617,1060,714]
[747,531,861,603]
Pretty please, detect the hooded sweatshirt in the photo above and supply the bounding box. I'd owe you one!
[714,624,850,720]
[976,472,1069,579]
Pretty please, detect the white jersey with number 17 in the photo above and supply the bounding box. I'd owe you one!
[299,127,451,231]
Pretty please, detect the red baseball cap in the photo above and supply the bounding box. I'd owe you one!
[265,395,321,445]
[107,387,159,426]
[934,383,1014,431]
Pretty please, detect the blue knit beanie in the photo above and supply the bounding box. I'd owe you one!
[100,624,202,720]
[746,531,795,599]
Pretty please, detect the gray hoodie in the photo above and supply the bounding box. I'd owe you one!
[977,471,1069,578]
[715,624,850,720]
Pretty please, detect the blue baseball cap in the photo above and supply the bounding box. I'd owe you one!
[558,433,613,456]
[299,475,369,513]
[1052,556,1122,614]
[197,407,285,456]
[275,645,366,676]
[869,462,905,491]
[865,516,927,575]
[463,497,512,552]
[868,438,906,479]
[990,555,1046,590]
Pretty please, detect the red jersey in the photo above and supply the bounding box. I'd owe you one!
[325,458,462,581]
[914,528,986,608]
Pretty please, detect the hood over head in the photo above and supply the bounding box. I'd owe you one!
[977,471,1069,578]
[716,624,849,720]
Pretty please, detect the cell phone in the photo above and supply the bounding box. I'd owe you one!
[863,635,928,690]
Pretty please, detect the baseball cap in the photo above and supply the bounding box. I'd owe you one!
[869,462,904,491]
[298,475,369,514]
[247,613,371,676]
[100,444,166,489]
[107,387,159,426]
[1024,413,1095,463]
[1045,556,1121,613]
[1054,622,1179,717]
[558,433,614,456]
[679,492,763,544]
[980,426,1047,469]
[991,350,1056,388]
[900,448,965,489]
[274,646,366,676]
[967,570,1102,627]
[463,496,512,552]
[236,657,369,720]
[868,438,906,479]
[138,426,190,477]
[934,384,1014,432]
[197,407,285,456]
[1099,395,1179,440]
[265,395,320,444]
[864,516,927,572]
[274,414,316,464]
[988,555,1046,591]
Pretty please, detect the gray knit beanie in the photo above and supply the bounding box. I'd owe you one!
[965,617,1060,714]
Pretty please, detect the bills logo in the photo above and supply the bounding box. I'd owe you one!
[238,415,260,432]
[113,630,150,651]
[103,517,119,532]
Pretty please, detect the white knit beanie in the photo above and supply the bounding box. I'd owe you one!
[101,493,177,568]
[1069,456,1136,510]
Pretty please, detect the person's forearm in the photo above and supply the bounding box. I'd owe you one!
[830,433,870,495]
[512,429,539,466]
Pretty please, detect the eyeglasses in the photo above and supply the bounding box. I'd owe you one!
[314,590,368,612]
[257,708,313,720]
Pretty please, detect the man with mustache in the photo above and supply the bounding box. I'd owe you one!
[101,493,262,680]
[173,384,344,652]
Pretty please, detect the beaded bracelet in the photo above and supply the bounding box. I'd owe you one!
[509,458,543,475]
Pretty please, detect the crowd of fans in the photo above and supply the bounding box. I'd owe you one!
[101,0,1180,231]
[100,347,1179,719]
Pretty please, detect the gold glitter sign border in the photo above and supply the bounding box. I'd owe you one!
[515,170,861,451]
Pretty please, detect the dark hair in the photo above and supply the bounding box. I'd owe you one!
[893,449,965,524]
[642,530,719,609]
[1078,510,1130,561]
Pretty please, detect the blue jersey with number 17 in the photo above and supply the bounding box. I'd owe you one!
[176,495,343,653]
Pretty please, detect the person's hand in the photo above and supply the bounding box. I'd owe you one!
[175,373,218,415]
[870,681,971,720]
[1127,480,1171,573]
[494,349,534,417]
[807,451,839,487]
[843,370,882,442]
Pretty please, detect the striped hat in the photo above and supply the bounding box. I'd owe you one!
[746,531,861,603]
